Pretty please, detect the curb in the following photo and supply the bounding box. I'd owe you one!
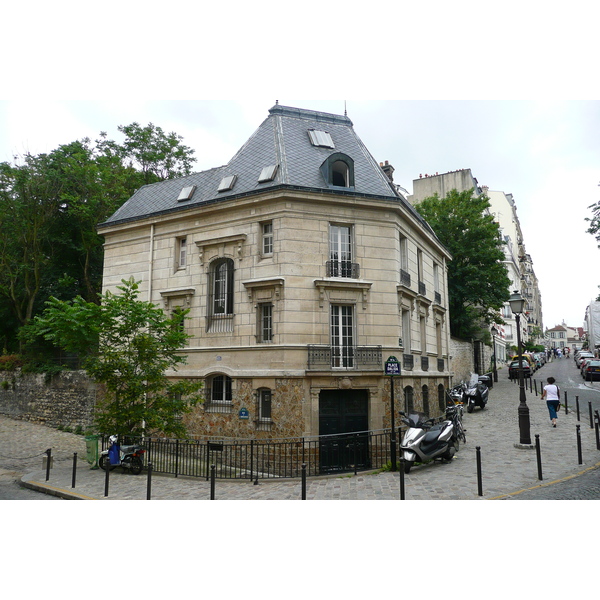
[487,459,600,500]
[20,472,96,500]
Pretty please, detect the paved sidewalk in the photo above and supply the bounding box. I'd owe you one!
[6,370,600,500]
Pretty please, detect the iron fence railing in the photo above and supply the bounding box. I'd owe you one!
[307,345,382,371]
[102,429,397,479]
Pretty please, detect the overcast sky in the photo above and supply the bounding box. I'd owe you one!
[1,2,598,332]
[1,99,597,330]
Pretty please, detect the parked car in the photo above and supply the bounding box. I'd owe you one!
[532,354,544,369]
[511,354,536,373]
[582,360,600,381]
[580,357,597,376]
[576,352,594,367]
[508,359,532,379]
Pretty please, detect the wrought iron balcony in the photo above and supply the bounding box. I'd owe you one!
[326,260,360,279]
[418,281,426,296]
[403,354,414,371]
[437,358,445,372]
[421,356,429,371]
[307,345,382,371]
[400,269,411,287]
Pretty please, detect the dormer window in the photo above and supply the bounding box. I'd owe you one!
[320,153,355,189]
[308,129,334,149]
[177,185,196,202]
[258,164,278,183]
[332,161,349,187]
[218,175,237,192]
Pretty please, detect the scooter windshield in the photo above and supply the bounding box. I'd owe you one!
[407,412,427,426]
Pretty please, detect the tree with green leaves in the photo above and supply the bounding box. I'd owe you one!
[0,122,196,352]
[585,188,600,247]
[415,189,511,339]
[21,278,203,437]
[101,122,197,185]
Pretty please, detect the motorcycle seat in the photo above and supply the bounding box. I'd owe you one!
[423,424,444,443]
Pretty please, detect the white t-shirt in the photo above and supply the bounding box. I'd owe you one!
[544,384,559,401]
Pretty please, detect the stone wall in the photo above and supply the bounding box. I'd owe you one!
[449,337,493,384]
[0,370,97,431]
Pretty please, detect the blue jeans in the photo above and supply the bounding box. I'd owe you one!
[547,400,560,420]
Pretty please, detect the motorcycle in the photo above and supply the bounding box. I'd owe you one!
[464,374,489,413]
[99,435,146,475]
[447,382,467,415]
[399,406,461,474]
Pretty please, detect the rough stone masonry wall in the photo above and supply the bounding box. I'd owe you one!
[449,337,493,384]
[0,370,97,431]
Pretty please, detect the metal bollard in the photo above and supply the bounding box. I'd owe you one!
[535,435,543,480]
[301,463,307,500]
[210,464,216,500]
[564,391,568,414]
[147,462,152,500]
[589,402,594,429]
[534,379,538,396]
[104,459,110,497]
[576,425,583,465]
[72,452,77,488]
[45,448,52,482]
[399,458,405,500]
[576,396,580,421]
[595,412,600,451]
[476,446,483,497]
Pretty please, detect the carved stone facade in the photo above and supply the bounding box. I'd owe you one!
[99,105,453,439]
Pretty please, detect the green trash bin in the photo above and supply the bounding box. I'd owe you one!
[85,435,100,469]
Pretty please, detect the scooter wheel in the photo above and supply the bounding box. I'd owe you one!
[99,455,114,471]
[467,403,474,413]
[130,456,144,475]
[403,461,414,474]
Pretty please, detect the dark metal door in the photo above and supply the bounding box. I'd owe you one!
[319,390,369,473]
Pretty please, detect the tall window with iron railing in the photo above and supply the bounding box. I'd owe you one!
[330,304,354,368]
[207,258,234,332]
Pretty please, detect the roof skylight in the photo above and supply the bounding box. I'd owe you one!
[308,129,335,149]
[218,175,237,192]
[258,164,279,183]
[177,185,196,201]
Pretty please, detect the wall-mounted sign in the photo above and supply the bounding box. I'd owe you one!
[385,356,401,376]
[239,407,249,420]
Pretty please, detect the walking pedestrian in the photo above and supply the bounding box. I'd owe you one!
[542,376,561,428]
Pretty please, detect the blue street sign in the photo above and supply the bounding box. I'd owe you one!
[385,356,401,376]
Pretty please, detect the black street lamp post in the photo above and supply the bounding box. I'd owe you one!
[491,325,498,383]
[509,291,531,446]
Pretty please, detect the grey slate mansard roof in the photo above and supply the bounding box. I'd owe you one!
[99,104,421,228]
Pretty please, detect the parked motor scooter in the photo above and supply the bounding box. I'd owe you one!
[399,407,460,474]
[99,435,146,475]
[448,382,467,413]
[465,374,489,413]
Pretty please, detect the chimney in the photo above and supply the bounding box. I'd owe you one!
[380,160,395,182]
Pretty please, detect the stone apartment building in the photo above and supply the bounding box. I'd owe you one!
[409,171,544,363]
[98,104,452,441]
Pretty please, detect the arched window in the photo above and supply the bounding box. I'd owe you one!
[206,374,233,412]
[404,386,414,414]
[207,258,234,332]
[320,153,355,189]
[331,160,350,187]
[438,384,446,412]
[422,385,429,416]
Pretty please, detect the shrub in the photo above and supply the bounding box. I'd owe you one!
[0,354,23,371]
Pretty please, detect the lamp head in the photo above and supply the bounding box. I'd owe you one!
[509,290,526,315]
